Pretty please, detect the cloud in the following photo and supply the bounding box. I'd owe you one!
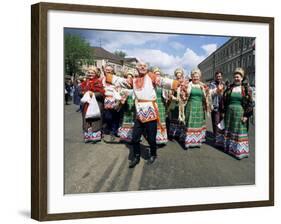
[83,31,170,52]
[182,48,205,68]
[126,48,181,74]
[170,41,185,50]
[66,29,223,76]
[125,47,206,76]
[201,44,218,56]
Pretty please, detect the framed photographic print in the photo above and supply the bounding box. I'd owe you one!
[31,2,274,221]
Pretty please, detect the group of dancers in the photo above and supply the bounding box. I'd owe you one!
[75,62,254,168]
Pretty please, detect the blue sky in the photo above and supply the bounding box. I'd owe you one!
[65,28,229,75]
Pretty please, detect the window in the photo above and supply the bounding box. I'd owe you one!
[243,38,247,50]
[245,38,250,48]
[238,39,241,50]
[249,38,253,48]
[242,57,246,67]
[248,55,252,66]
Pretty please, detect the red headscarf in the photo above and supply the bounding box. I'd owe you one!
[81,76,105,95]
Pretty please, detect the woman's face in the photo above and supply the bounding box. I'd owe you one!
[233,73,242,84]
[192,73,200,84]
[87,70,96,79]
[154,71,161,76]
[176,72,183,80]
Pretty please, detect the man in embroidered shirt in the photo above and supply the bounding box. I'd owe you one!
[105,61,180,168]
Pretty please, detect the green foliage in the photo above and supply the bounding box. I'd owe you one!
[114,50,127,58]
[64,34,94,76]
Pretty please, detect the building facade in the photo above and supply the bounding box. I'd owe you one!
[198,37,255,86]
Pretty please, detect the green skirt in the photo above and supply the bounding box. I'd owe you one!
[156,88,168,144]
[184,100,206,148]
[216,104,249,159]
[118,95,135,142]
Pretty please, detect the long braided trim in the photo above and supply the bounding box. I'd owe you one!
[177,87,186,124]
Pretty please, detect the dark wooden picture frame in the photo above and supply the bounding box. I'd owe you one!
[31,2,274,221]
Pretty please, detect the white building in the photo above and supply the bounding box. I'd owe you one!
[81,47,138,76]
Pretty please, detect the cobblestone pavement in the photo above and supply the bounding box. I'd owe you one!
[64,103,255,194]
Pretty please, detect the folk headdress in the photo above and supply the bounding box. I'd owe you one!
[174,68,184,77]
[233,67,245,78]
[152,66,161,73]
[190,68,202,78]
[86,66,99,77]
[84,65,105,95]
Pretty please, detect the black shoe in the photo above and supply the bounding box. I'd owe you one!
[129,157,140,168]
[110,134,115,142]
[147,155,157,164]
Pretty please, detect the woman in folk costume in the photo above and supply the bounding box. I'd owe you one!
[217,68,254,159]
[166,68,187,140]
[102,64,123,142]
[105,61,181,168]
[118,70,136,142]
[152,67,168,145]
[80,66,105,143]
[182,68,212,149]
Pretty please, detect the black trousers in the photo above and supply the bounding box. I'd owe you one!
[211,110,222,137]
[103,109,120,135]
[132,119,157,157]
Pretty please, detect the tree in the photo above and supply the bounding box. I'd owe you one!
[64,34,94,77]
[114,50,127,58]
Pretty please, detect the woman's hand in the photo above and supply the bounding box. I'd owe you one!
[89,91,93,98]
[241,117,248,123]
[179,79,188,88]
[217,84,224,93]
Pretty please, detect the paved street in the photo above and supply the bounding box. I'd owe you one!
[64,103,255,194]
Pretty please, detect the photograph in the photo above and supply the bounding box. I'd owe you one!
[31,2,273,220]
[63,28,256,194]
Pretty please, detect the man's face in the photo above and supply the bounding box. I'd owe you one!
[136,63,148,75]
[215,73,222,82]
